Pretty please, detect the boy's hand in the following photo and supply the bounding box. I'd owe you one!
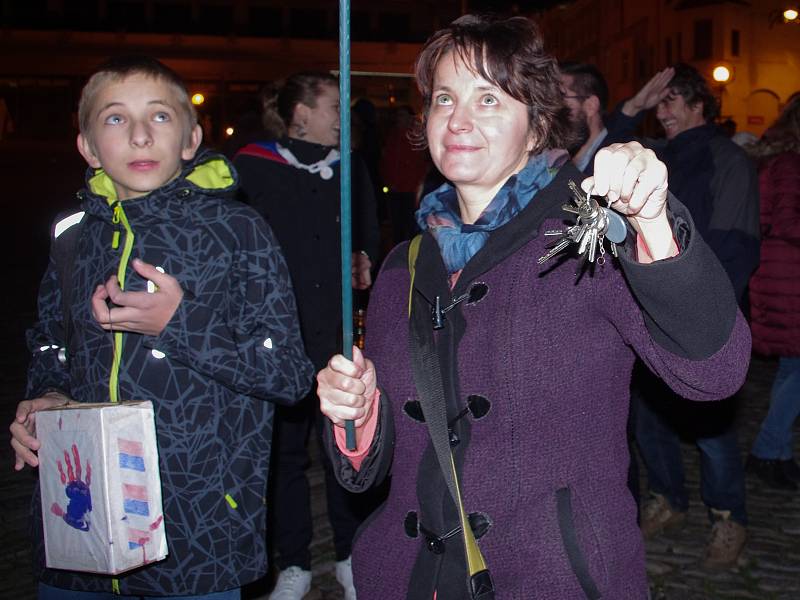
[91,258,183,336]
[10,392,69,470]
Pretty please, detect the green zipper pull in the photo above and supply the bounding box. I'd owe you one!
[111,204,121,249]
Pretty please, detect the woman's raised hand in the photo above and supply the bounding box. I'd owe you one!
[583,141,677,262]
[317,346,377,428]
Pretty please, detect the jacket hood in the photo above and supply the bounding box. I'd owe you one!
[81,148,238,222]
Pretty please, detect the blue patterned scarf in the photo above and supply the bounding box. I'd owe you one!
[416,150,568,275]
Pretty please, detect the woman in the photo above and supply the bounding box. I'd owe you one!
[317,15,751,599]
[233,73,380,600]
[745,96,800,491]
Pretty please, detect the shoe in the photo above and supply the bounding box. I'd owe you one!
[269,566,312,600]
[640,493,687,538]
[335,556,357,600]
[703,510,746,569]
[746,455,798,491]
[781,458,800,483]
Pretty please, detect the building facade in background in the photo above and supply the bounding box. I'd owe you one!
[536,0,800,136]
[1,0,799,140]
[0,0,464,141]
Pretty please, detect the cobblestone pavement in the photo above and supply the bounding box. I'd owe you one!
[1,305,797,600]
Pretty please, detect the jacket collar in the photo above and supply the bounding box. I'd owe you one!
[666,123,717,150]
[280,135,338,163]
[412,162,582,302]
[80,148,238,224]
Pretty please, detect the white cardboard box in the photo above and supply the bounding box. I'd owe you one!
[37,401,168,574]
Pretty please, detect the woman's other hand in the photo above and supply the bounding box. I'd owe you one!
[317,345,377,428]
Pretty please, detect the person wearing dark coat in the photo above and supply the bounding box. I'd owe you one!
[316,16,751,599]
[617,63,759,569]
[234,72,380,600]
[745,96,800,490]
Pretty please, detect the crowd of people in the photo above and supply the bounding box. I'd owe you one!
[7,11,799,600]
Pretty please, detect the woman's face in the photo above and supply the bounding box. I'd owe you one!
[302,84,340,147]
[426,52,534,197]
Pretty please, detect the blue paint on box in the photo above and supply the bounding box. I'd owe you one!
[123,498,150,516]
[119,453,145,472]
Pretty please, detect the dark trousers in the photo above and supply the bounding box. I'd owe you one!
[634,367,747,525]
[270,388,381,570]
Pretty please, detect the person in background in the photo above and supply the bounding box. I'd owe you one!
[559,61,674,175]
[621,63,760,569]
[745,95,800,491]
[234,72,380,600]
[316,15,750,598]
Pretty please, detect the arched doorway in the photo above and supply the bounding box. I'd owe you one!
[745,89,780,137]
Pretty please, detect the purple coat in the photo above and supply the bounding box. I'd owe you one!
[328,164,751,599]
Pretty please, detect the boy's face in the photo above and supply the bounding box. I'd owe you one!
[77,73,202,201]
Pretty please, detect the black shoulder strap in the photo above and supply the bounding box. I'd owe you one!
[407,242,495,600]
[52,211,86,358]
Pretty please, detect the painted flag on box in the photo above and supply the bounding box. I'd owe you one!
[117,438,152,549]
[118,439,145,472]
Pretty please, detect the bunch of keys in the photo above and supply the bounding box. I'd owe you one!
[537,180,628,269]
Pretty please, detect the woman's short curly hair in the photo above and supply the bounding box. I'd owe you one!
[412,14,573,154]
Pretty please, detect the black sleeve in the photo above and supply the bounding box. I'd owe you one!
[322,391,395,492]
[706,140,761,304]
[603,102,643,145]
[616,193,739,360]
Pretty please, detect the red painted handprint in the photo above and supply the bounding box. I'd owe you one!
[51,444,93,532]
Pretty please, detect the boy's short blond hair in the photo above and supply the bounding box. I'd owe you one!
[78,55,197,141]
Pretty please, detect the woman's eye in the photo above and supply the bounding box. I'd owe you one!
[481,95,498,106]
[435,94,452,106]
[104,114,123,125]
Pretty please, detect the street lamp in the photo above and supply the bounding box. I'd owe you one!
[191,93,205,106]
[712,64,733,119]
[769,7,800,26]
[712,65,731,84]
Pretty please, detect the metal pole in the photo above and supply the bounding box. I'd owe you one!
[339,0,357,450]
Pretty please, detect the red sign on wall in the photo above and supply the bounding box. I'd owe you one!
[747,115,765,125]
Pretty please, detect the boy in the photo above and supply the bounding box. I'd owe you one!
[9,56,314,599]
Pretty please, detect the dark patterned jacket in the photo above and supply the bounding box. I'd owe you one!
[326,163,752,599]
[26,149,314,595]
